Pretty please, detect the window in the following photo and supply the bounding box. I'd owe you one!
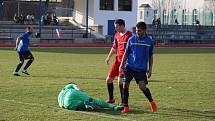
[171,9,177,24]
[204,10,213,26]
[146,11,149,17]
[154,10,158,19]
[163,9,168,24]
[140,11,143,19]
[182,9,188,25]
[118,0,132,11]
[100,0,114,10]
[192,9,198,25]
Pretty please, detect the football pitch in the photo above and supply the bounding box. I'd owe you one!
[0,47,215,121]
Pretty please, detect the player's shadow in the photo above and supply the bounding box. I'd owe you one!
[159,107,215,119]
[93,108,123,115]
[129,107,215,119]
[90,108,138,117]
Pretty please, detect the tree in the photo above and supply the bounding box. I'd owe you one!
[206,0,215,25]
[151,0,182,25]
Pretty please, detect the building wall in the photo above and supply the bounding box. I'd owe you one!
[72,0,215,36]
[137,7,153,24]
[73,0,137,35]
[73,0,94,26]
[93,0,137,35]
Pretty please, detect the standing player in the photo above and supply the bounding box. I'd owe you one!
[119,22,157,113]
[105,19,132,104]
[58,82,124,111]
[13,26,34,76]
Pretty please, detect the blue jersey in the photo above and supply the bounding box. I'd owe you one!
[17,32,30,52]
[125,35,154,71]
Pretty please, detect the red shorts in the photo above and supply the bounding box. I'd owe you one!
[108,59,123,79]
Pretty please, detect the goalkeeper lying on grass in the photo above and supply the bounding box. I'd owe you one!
[58,82,124,111]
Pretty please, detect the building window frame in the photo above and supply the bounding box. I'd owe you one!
[182,9,188,25]
[154,9,158,19]
[140,11,143,19]
[100,0,114,11]
[204,10,213,26]
[171,9,177,24]
[192,9,198,25]
[163,9,168,24]
[118,0,132,11]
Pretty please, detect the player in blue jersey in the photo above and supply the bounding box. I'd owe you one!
[13,26,34,76]
[119,22,157,113]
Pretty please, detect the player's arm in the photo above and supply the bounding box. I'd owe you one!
[147,42,154,78]
[147,55,153,78]
[105,48,117,65]
[119,37,131,72]
[119,52,128,72]
[15,36,21,50]
[105,36,118,65]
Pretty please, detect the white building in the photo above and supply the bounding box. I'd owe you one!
[72,0,215,36]
[138,0,214,26]
[73,0,137,36]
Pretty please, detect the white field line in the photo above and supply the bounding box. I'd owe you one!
[0,99,130,121]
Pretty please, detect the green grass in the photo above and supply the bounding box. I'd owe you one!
[0,48,215,121]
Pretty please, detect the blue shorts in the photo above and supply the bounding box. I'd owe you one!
[124,67,148,84]
[18,51,34,61]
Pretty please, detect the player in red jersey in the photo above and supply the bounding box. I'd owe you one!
[105,19,132,105]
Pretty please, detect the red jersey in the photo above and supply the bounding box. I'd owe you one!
[112,31,132,62]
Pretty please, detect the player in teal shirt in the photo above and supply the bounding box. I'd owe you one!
[58,82,124,111]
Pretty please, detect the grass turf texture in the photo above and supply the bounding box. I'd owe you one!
[0,48,215,121]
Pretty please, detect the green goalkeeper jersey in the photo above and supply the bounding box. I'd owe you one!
[58,83,91,110]
[58,83,124,111]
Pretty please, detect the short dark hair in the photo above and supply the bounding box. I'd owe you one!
[27,26,32,30]
[114,19,125,27]
[136,21,147,30]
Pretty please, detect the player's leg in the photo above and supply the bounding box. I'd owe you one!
[121,67,133,113]
[13,52,24,76]
[117,76,124,105]
[22,51,34,75]
[106,76,115,103]
[93,99,123,111]
[118,60,124,105]
[135,71,157,112]
[138,81,157,112]
[13,61,24,76]
[106,60,118,103]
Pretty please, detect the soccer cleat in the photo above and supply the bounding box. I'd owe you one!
[22,70,30,75]
[149,101,157,112]
[113,106,124,111]
[106,99,115,103]
[13,72,20,76]
[121,106,130,113]
[118,102,125,106]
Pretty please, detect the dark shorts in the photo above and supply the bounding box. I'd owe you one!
[18,51,34,61]
[124,67,148,84]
